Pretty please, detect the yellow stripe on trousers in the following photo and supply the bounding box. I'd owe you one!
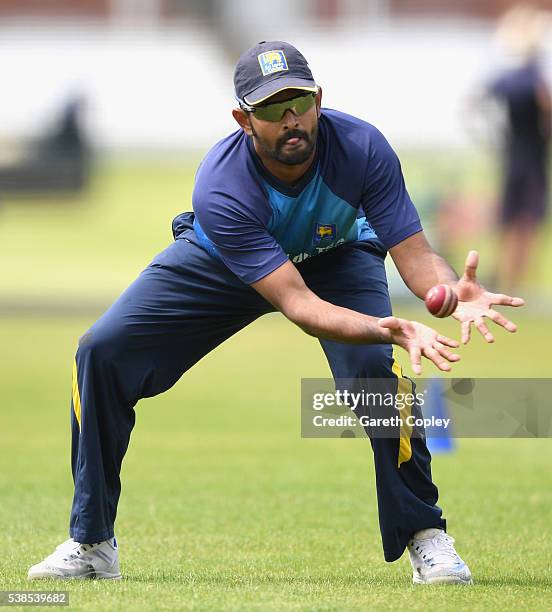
[72,357,82,430]
[392,355,413,468]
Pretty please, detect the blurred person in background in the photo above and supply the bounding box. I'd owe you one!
[0,92,91,195]
[487,5,551,294]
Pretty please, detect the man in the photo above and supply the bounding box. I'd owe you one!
[488,6,551,293]
[29,41,523,585]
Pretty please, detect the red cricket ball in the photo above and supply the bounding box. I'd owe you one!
[425,284,458,318]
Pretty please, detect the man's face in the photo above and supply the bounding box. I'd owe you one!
[244,88,321,166]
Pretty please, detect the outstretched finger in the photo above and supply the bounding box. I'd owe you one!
[475,317,494,343]
[486,309,517,333]
[436,334,460,348]
[432,341,461,362]
[408,345,422,375]
[462,250,479,282]
[490,293,525,307]
[424,346,452,372]
[461,320,472,345]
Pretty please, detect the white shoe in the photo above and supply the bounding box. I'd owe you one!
[408,528,472,585]
[28,537,121,580]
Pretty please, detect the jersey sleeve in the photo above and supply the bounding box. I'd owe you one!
[193,188,289,285]
[361,128,422,249]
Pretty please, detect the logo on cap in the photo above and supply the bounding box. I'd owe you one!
[258,50,288,76]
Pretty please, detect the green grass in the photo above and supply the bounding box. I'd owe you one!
[1,311,551,610]
[1,158,552,609]
[0,157,199,303]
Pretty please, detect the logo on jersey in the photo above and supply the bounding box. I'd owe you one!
[313,223,336,244]
[258,50,288,76]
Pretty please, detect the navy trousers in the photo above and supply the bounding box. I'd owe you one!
[70,212,445,562]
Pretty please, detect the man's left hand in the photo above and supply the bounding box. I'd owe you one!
[452,250,525,344]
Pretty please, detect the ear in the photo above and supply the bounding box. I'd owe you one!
[232,108,253,136]
[315,86,323,118]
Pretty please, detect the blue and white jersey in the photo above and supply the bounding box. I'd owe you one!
[192,108,422,284]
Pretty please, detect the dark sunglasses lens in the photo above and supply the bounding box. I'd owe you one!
[254,93,315,122]
[293,93,316,115]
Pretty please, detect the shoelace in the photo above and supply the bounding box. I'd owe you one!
[412,533,461,565]
[62,541,102,562]
[45,539,76,563]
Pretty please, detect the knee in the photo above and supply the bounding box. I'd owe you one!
[75,321,126,365]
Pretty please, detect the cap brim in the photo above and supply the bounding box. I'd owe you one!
[244,77,318,105]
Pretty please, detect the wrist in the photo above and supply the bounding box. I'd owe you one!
[378,327,393,344]
[422,279,459,297]
[371,318,396,345]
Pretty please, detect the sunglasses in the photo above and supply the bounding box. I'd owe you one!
[240,92,317,122]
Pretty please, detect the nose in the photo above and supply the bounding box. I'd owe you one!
[281,107,300,127]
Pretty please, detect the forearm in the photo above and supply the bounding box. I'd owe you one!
[390,233,458,299]
[404,251,459,299]
[284,292,393,345]
[253,260,392,345]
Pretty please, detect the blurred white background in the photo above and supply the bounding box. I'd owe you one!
[1,0,551,151]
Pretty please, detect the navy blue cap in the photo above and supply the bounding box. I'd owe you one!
[234,41,317,106]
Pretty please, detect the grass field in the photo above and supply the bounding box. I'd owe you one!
[1,159,551,610]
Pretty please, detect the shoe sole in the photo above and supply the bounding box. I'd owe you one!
[413,574,473,586]
[28,570,122,580]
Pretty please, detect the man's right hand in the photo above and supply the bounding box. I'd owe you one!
[378,316,460,375]
[252,261,462,373]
